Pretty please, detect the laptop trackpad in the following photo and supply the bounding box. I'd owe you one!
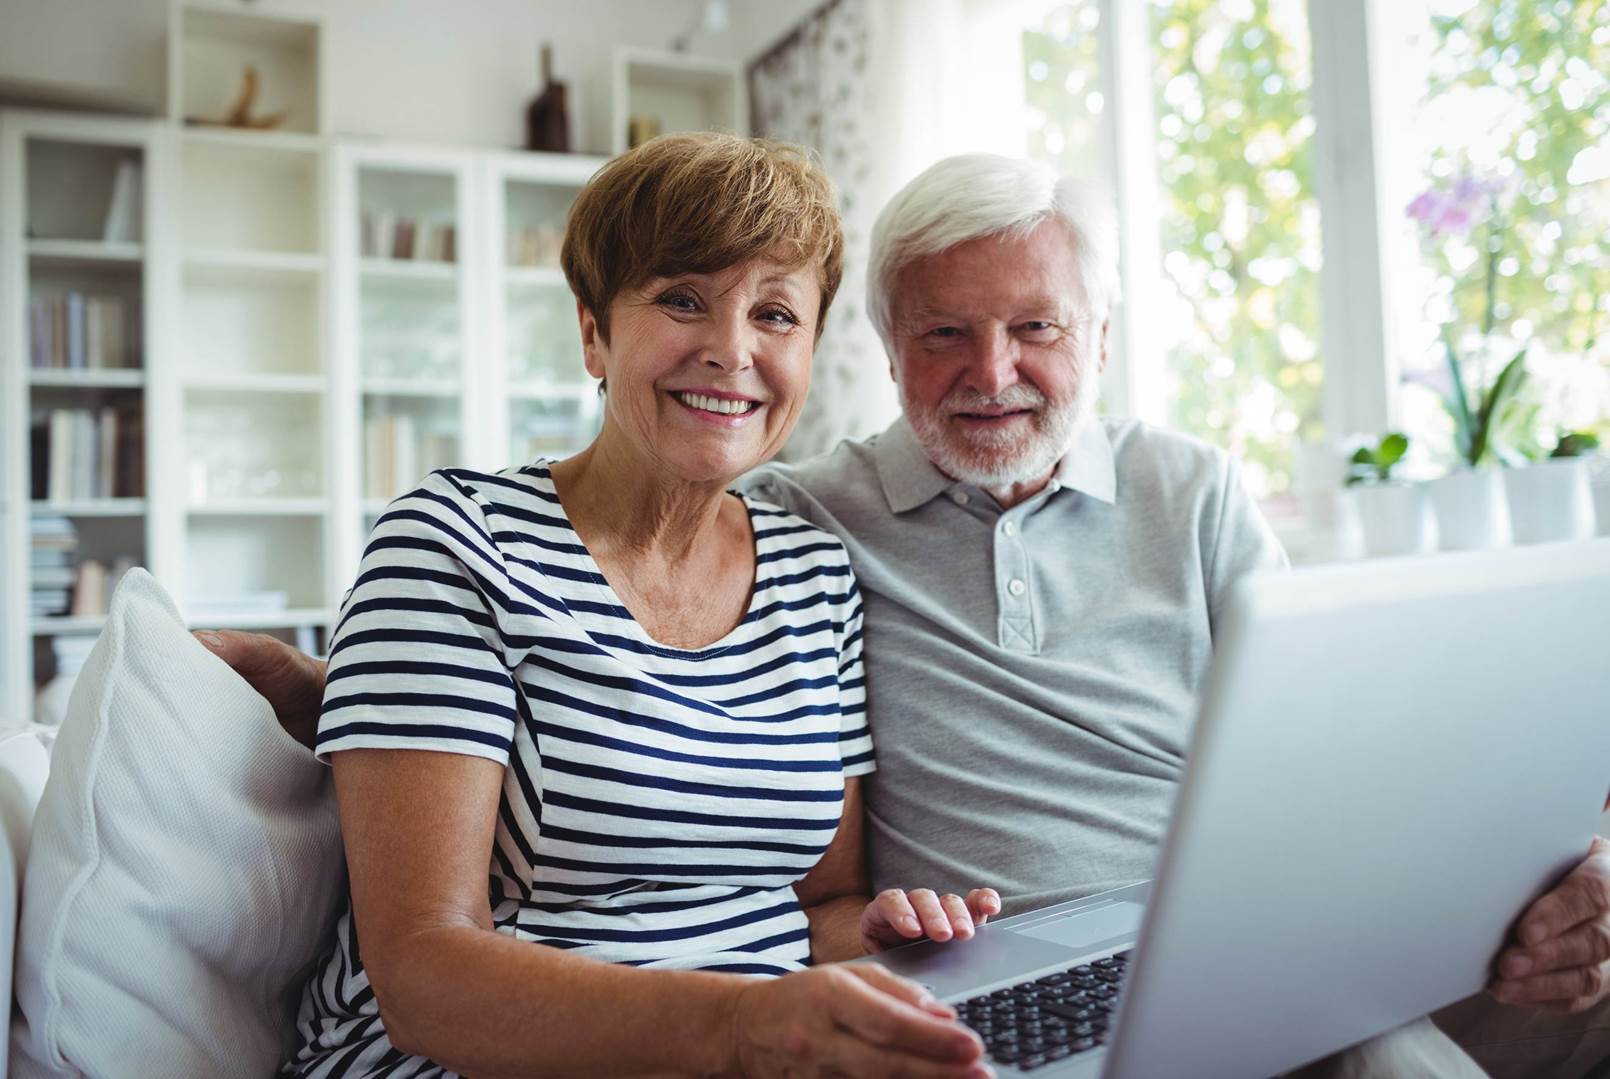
[1013,901,1146,952]
[869,929,1086,999]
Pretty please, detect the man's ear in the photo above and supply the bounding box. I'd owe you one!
[1098,317,1112,374]
[578,300,606,381]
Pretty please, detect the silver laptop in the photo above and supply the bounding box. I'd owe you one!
[862,538,1610,1078]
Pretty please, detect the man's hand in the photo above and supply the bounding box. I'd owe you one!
[1491,835,1610,1014]
[194,630,329,751]
[861,888,1002,954]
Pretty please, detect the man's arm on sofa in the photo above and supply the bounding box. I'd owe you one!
[194,630,328,751]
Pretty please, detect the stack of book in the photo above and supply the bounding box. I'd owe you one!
[29,516,78,619]
[29,407,146,502]
[507,225,564,267]
[28,292,140,369]
[360,212,457,263]
[364,415,457,501]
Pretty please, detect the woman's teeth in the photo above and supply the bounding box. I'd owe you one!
[675,392,757,415]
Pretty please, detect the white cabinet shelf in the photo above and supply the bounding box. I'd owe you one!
[361,258,457,282]
[185,372,324,394]
[30,615,109,636]
[28,239,143,264]
[29,499,148,517]
[187,498,330,516]
[184,250,325,277]
[185,607,334,631]
[28,370,146,389]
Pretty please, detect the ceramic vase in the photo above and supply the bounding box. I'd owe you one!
[1504,458,1597,545]
[1427,469,1512,551]
[1348,483,1436,558]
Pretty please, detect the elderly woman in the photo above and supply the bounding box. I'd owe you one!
[271,133,998,1079]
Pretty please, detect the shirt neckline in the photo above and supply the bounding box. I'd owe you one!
[530,462,762,658]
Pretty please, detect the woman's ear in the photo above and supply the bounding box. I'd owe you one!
[578,300,607,381]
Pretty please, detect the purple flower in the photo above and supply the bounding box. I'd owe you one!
[1406,174,1502,238]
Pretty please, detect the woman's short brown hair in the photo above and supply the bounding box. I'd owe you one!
[561,132,843,342]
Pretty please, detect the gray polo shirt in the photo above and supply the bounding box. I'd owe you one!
[744,415,1286,914]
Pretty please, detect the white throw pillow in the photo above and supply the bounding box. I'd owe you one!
[11,569,345,1079]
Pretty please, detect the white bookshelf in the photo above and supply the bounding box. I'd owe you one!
[1,110,160,726]
[611,48,746,155]
[3,114,610,724]
[483,150,605,471]
[163,112,335,642]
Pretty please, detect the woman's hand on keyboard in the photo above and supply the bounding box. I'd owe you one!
[730,963,992,1078]
[861,887,1002,954]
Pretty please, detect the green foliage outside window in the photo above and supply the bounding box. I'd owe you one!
[1024,0,1322,498]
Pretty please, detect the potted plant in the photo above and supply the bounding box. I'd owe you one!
[1406,176,1532,551]
[1502,429,1602,544]
[1343,433,1435,557]
[1420,342,1528,550]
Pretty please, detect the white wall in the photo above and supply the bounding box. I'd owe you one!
[0,0,821,152]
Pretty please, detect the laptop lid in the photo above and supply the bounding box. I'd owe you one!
[1103,539,1610,1079]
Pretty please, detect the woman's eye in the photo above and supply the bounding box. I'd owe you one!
[759,306,801,327]
[657,290,699,312]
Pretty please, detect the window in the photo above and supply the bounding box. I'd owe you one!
[1396,0,1610,463]
[1025,0,1322,500]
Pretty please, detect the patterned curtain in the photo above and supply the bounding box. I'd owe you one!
[750,0,900,462]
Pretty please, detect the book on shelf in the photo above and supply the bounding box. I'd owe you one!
[361,211,457,263]
[101,160,143,244]
[30,407,145,501]
[508,225,564,268]
[28,516,79,619]
[363,413,418,502]
[29,292,139,369]
[187,591,291,621]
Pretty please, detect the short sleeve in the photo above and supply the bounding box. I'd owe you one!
[1204,454,1290,636]
[316,472,519,766]
[836,570,875,777]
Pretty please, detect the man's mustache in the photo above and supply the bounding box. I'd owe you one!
[942,386,1047,415]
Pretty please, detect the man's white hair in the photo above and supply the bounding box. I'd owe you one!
[867,154,1121,352]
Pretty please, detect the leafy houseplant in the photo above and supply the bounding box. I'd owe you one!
[1550,431,1602,459]
[1345,432,1409,487]
[1344,432,1434,557]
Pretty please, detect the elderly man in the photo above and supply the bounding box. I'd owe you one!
[209,153,1610,1077]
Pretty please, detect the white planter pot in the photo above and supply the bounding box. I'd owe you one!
[1504,458,1597,545]
[1590,462,1610,538]
[1427,469,1512,551]
[1347,483,1435,558]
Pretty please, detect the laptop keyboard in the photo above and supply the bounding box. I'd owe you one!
[953,950,1130,1072]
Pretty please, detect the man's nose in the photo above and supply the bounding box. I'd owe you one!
[964,329,1018,397]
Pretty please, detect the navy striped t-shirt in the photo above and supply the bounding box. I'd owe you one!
[288,464,874,1078]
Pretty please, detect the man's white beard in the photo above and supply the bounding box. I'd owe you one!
[902,364,1099,490]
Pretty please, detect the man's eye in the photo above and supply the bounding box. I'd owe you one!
[1019,321,1057,334]
[927,326,963,338]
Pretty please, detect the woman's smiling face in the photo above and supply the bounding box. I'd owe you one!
[579,255,818,485]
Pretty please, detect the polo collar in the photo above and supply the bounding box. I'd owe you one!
[872,414,1117,513]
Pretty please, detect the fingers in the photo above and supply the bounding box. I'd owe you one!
[908,889,955,942]
[940,893,976,940]
[1499,918,1610,981]
[833,967,983,1064]
[1515,843,1610,948]
[870,888,924,940]
[853,962,955,1019]
[1491,962,1609,1011]
[966,888,1002,925]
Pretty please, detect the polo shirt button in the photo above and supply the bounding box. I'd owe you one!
[952,491,970,505]
[1008,578,1026,597]
[1002,520,1017,537]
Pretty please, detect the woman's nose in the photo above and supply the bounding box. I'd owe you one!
[699,311,756,373]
